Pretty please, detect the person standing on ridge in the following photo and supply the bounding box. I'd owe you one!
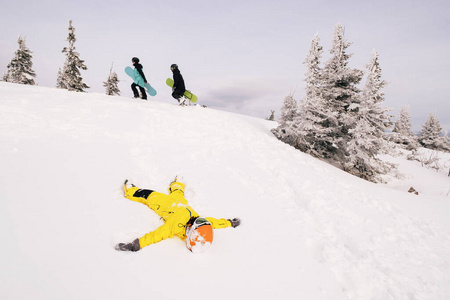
[115,177,241,253]
[131,57,148,100]
[170,64,186,105]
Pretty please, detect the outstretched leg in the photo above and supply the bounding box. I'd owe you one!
[123,180,154,204]
[122,180,172,217]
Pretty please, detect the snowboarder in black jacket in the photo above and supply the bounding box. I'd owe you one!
[131,57,148,100]
[170,64,186,104]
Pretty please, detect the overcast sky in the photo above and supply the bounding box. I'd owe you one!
[1,0,449,132]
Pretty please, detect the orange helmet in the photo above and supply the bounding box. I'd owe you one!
[185,217,213,253]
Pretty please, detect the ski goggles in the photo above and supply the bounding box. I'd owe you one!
[194,217,210,226]
[186,217,211,233]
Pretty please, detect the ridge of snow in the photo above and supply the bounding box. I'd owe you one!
[1,82,449,299]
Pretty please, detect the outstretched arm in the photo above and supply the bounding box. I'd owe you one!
[206,217,241,229]
[115,222,173,252]
[138,222,174,248]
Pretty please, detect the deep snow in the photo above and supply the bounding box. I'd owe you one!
[1,82,449,299]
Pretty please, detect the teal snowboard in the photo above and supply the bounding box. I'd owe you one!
[166,78,198,103]
[125,66,157,96]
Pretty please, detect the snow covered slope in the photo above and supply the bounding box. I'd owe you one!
[1,82,449,299]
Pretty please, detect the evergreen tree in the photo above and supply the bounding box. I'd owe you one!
[320,23,363,162]
[345,50,393,181]
[443,132,450,152]
[103,64,120,96]
[391,107,418,149]
[3,36,36,85]
[303,33,323,106]
[295,33,337,157]
[267,110,275,121]
[59,20,89,92]
[392,107,413,135]
[280,93,298,123]
[273,24,404,181]
[56,66,67,89]
[360,50,392,144]
[419,113,449,151]
[271,94,298,146]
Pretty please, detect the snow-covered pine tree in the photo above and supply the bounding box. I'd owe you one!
[418,113,449,151]
[444,132,450,151]
[391,107,419,149]
[267,110,275,121]
[393,107,413,135]
[103,64,120,96]
[59,20,89,92]
[303,33,323,106]
[280,94,298,124]
[345,50,393,181]
[320,23,363,163]
[2,36,36,85]
[295,33,337,157]
[56,65,67,89]
[361,50,393,145]
[271,94,298,146]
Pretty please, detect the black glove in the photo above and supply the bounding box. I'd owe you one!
[115,238,141,252]
[228,218,241,228]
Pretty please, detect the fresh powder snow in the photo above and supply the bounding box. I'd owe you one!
[1,82,449,299]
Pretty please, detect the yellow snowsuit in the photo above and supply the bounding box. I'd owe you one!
[124,181,232,249]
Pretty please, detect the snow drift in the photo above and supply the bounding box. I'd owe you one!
[1,82,450,299]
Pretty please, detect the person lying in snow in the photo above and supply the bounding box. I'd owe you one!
[116,177,241,253]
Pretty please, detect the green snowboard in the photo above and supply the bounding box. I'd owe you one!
[166,78,198,103]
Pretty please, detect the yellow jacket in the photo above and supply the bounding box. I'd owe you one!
[124,181,231,249]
